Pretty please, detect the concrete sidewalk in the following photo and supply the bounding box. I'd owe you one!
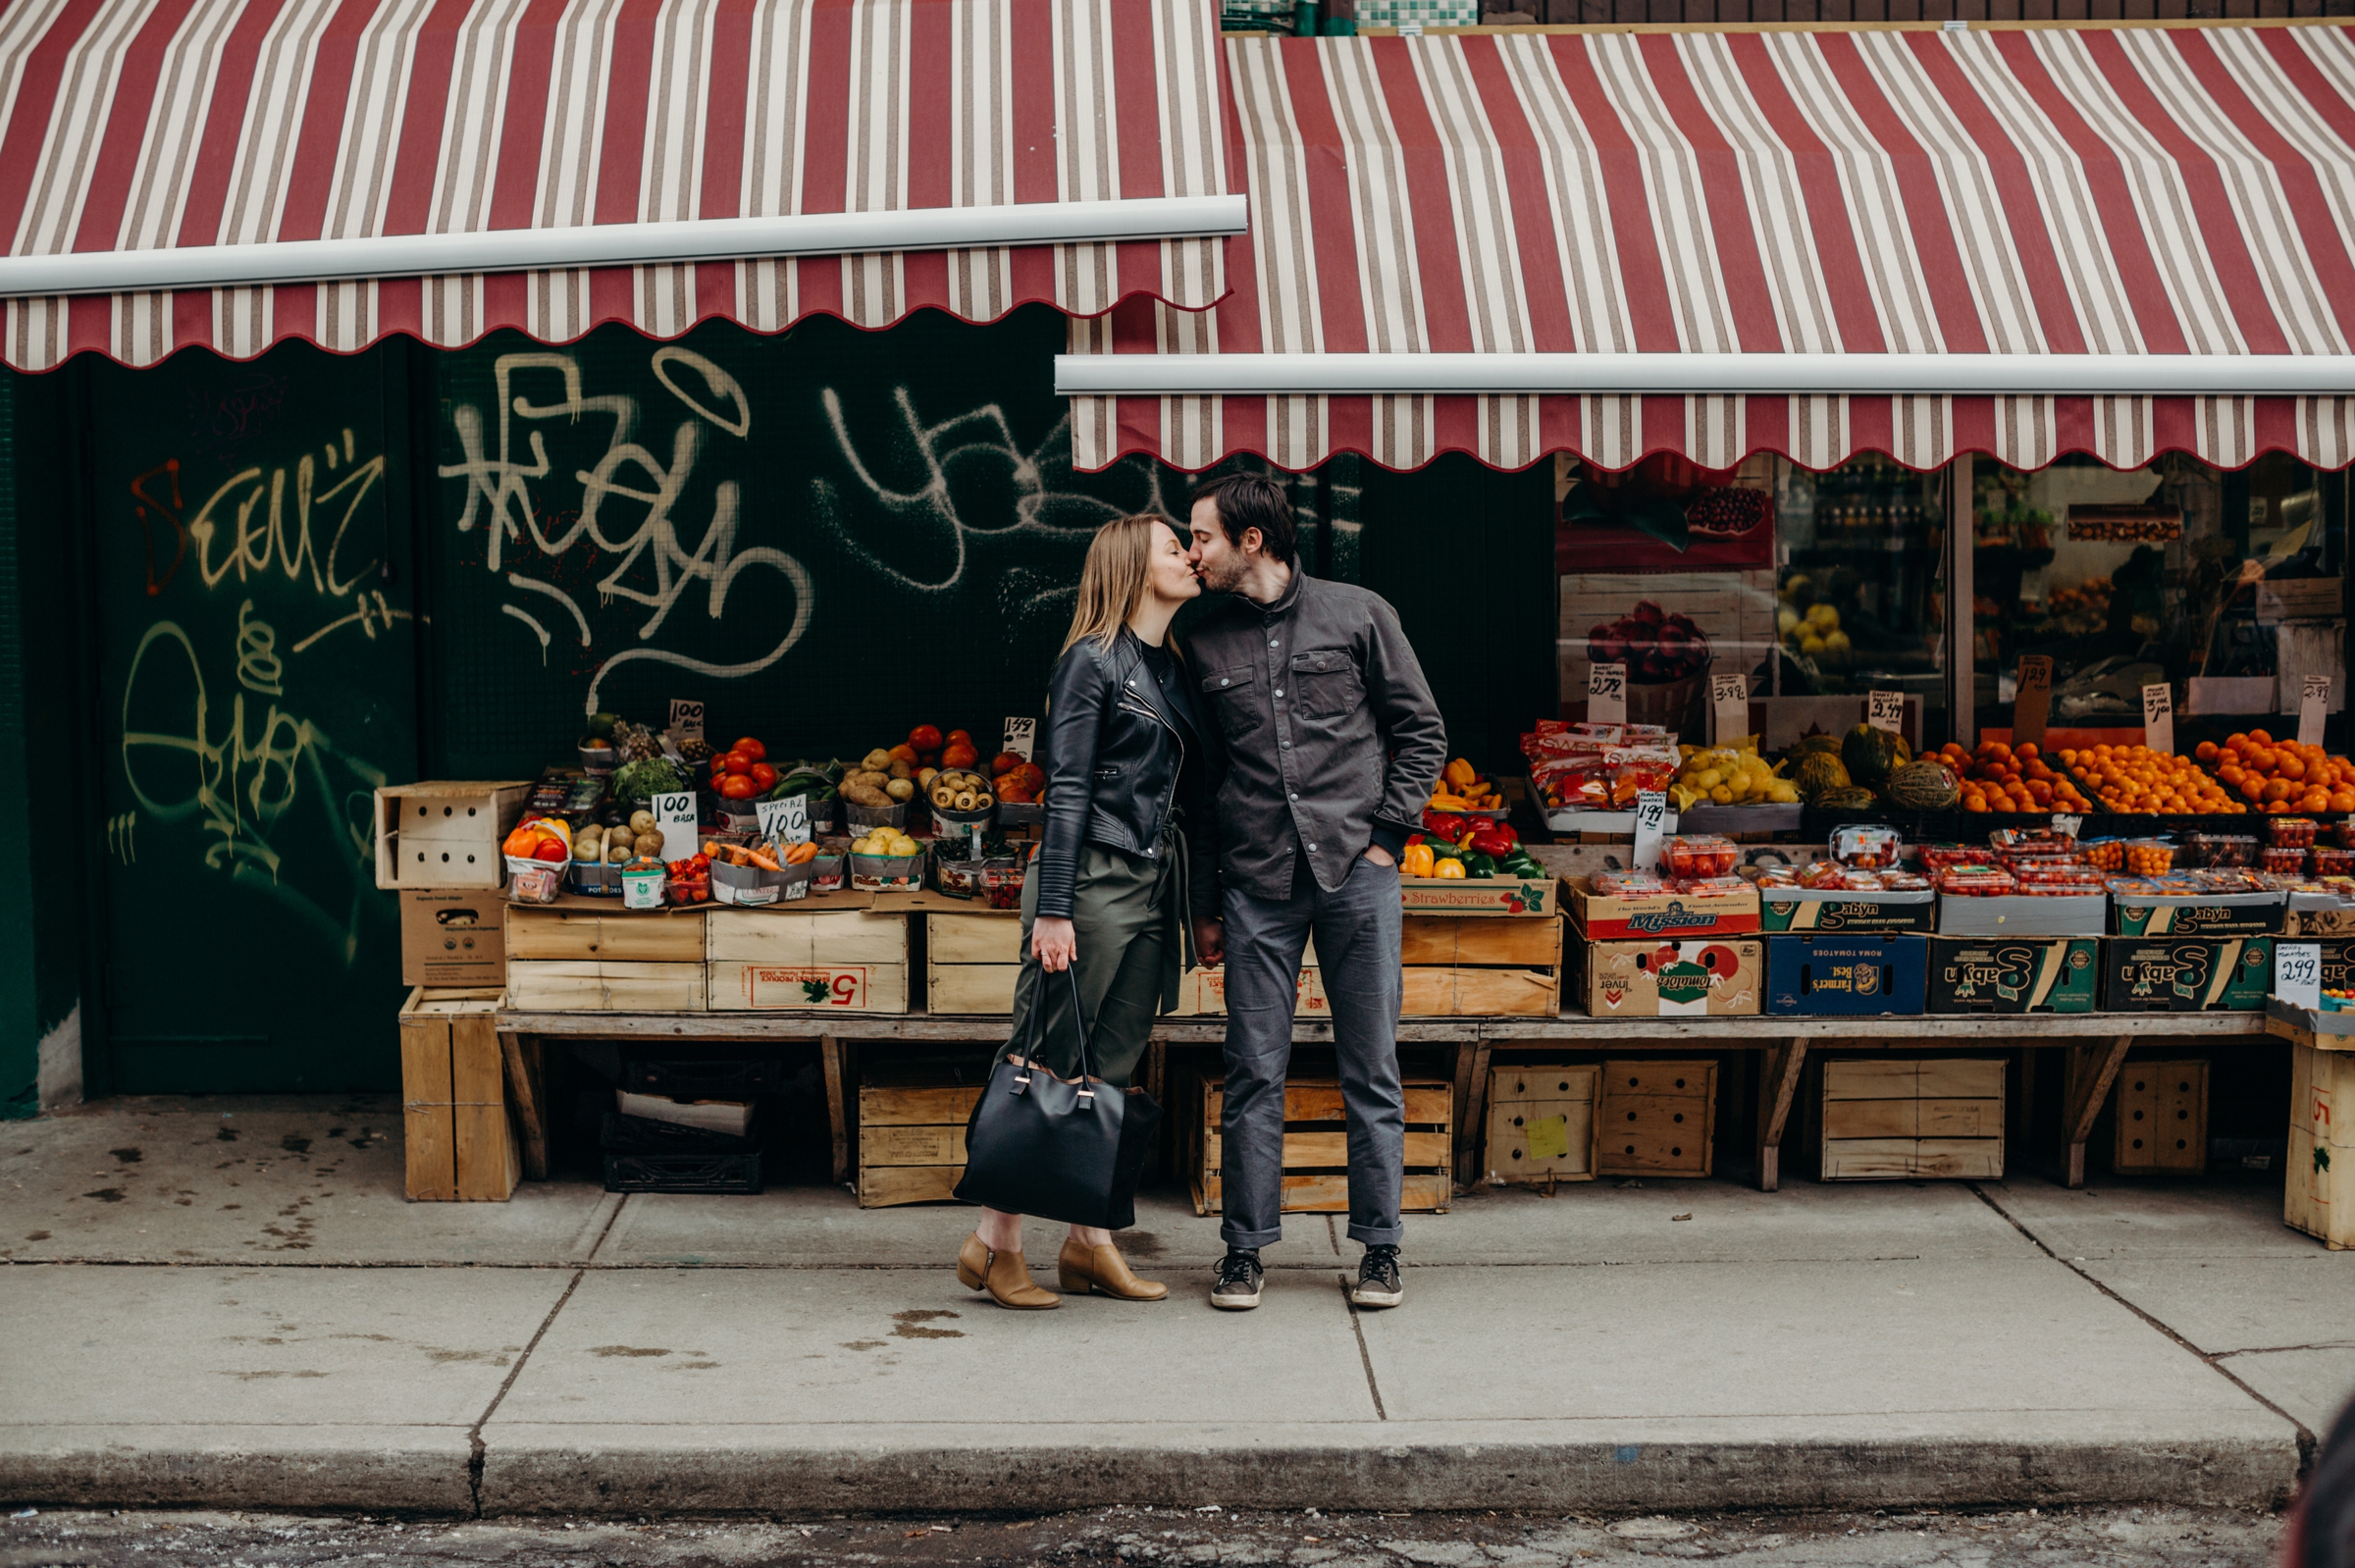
[0,1097,2337,1517]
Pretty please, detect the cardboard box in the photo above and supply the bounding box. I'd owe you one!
[2102,937,2275,1013]
[2283,889,2355,938]
[1755,887,1934,935]
[401,890,507,987]
[1572,936,1762,1017]
[373,781,531,888]
[1764,934,1928,1017]
[1935,892,2107,937]
[2110,891,2282,938]
[1398,872,1555,916]
[1926,937,2101,1014]
[1566,876,1760,941]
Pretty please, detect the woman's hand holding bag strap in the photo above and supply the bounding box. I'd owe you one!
[953,968,1163,1230]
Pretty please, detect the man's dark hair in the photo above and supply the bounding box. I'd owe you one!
[1190,473,1297,566]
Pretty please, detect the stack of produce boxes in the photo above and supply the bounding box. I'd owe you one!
[1566,837,1762,1017]
[1924,829,2108,1014]
[1756,826,1934,1017]
[2099,830,2282,1014]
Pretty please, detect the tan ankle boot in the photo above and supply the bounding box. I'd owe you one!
[1057,1236,1168,1301]
[957,1231,1060,1310]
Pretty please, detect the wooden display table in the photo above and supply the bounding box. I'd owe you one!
[494,1005,2271,1197]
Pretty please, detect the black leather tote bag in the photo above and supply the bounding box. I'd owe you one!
[953,968,1162,1229]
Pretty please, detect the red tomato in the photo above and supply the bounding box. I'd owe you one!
[751,761,778,790]
[724,750,759,776]
[732,737,767,761]
[532,837,569,862]
[718,773,759,801]
[907,724,943,753]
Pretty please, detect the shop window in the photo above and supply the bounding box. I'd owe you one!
[1556,451,1950,749]
[1968,453,2346,745]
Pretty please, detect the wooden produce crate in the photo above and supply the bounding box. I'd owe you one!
[858,1074,983,1207]
[1596,1059,1717,1176]
[926,911,1021,1015]
[504,905,707,1012]
[396,988,518,1201]
[2287,1043,2355,1247]
[1167,966,1327,1018]
[1485,1064,1599,1185]
[707,909,909,1013]
[1402,915,1563,1017]
[1179,1071,1452,1216]
[373,781,530,889]
[2113,1060,2209,1175]
[1811,1058,2004,1180]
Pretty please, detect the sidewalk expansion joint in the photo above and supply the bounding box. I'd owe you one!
[1968,1181,2318,1472]
[1340,1274,1387,1421]
[468,1266,587,1518]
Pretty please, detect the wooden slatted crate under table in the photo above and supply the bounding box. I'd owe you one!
[1178,1071,1453,1216]
[2113,1060,2209,1175]
[1809,1058,2005,1180]
[1485,1064,1599,1185]
[1596,1059,1717,1177]
[858,1074,984,1208]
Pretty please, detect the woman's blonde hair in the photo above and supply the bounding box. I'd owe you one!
[1060,514,1183,657]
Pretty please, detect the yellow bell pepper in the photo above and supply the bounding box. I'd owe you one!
[1434,858,1468,880]
[1443,758,1478,789]
[1401,842,1437,878]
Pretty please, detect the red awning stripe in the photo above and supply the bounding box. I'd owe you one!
[1,0,1230,371]
[1074,26,2355,474]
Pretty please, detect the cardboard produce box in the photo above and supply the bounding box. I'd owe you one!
[1754,886,1934,935]
[2283,887,2355,938]
[2102,937,2275,1014]
[401,889,506,987]
[1926,937,2101,1015]
[2109,890,2282,938]
[1572,936,1762,1017]
[1935,891,2107,938]
[1764,934,1928,1017]
[1566,876,1759,941]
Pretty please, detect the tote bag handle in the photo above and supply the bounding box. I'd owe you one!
[1011,967,1096,1107]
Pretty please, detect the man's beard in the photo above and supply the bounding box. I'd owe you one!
[1196,552,1247,594]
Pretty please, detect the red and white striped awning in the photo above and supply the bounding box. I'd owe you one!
[1068,26,2355,474]
[0,0,1230,372]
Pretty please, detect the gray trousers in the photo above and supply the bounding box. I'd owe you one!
[1220,853,1405,1249]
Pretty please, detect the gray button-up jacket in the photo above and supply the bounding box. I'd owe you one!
[1183,570,1448,902]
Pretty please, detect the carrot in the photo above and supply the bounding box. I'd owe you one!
[749,851,781,871]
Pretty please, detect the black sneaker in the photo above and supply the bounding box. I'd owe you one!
[1210,1247,1263,1310]
[1351,1244,1402,1309]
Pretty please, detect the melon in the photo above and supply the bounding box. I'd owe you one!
[1792,753,1852,802]
[1813,786,1879,811]
[1883,758,1962,810]
[1841,723,1912,788]
[1791,733,1843,759]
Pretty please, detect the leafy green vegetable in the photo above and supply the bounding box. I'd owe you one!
[612,758,687,801]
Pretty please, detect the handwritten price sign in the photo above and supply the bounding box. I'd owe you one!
[2277,942,2323,1011]
[757,795,811,845]
[667,699,706,742]
[653,791,701,862]
[2141,683,2174,757]
[1589,662,1628,726]
[1631,791,1669,871]
[2301,676,2332,749]
[2015,655,2054,749]
[1003,716,1037,762]
[1710,672,1749,746]
[1866,690,1906,735]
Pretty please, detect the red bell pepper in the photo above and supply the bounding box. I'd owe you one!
[1468,826,1519,859]
[1423,809,1470,840]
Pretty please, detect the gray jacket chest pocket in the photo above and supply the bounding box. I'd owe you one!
[1289,649,1362,721]
[1201,667,1261,739]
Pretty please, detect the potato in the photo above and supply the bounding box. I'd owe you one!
[845,769,888,792]
[629,810,658,836]
[918,767,939,790]
[862,749,893,772]
[888,758,913,780]
[843,782,892,809]
[605,842,632,864]
[885,777,916,802]
[634,832,665,857]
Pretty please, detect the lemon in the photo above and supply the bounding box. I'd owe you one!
[1807,602,1841,629]
[1710,785,1735,805]
[1800,633,1827,655]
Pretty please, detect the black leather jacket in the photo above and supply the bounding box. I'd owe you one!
[1035,628,1219,922]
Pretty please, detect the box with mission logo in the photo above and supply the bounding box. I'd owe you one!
[1926,937,2101,1015]
[2102,937,2276,1013]
[1572,937,1762,1017]
[1764,935,1928,1017]
[1566,876,1759,941]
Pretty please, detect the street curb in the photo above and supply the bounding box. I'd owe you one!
[474,1425,2303,1517]
[0,1428,476,1514]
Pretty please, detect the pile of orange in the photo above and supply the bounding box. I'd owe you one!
[2058,744,2245,814]
[2197,731,2355,813]
[1935,740,2097,815]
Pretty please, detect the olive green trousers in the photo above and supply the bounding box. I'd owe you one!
[1000,828,1187,1089]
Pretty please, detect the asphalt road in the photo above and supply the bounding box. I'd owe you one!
[0,1505,2283,1568]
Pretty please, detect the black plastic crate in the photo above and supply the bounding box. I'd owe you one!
[602,1148,764,1194]
[622,1057,790,1098]
[600,1110,760,1155]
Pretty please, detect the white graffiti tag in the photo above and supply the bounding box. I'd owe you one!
[439,348,811,712]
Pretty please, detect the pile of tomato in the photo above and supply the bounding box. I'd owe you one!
[1933,741,2097,815]
[710,737,778,802]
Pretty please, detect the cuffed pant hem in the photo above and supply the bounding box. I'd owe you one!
[1345,1222,1404,1247]
[1219,1224,1283,1250]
